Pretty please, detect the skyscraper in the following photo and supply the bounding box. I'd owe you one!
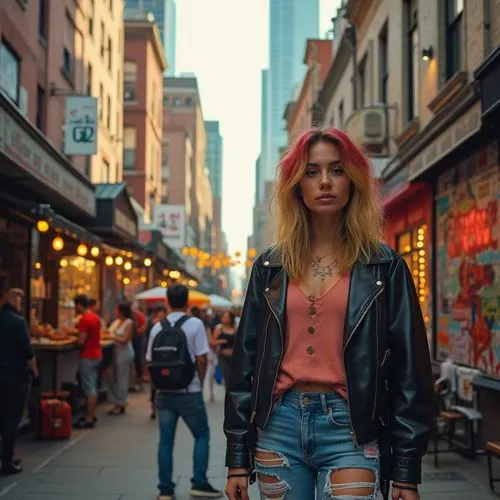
[125,0,176,75]
[205,121,223,199]
[268,0,319,177]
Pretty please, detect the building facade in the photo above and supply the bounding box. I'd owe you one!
[284,39,332,140]
[317,0,500,441]
[123,13,167,222]
[125,0,176,75]
[205,120,223,199]
[163,77,212,250]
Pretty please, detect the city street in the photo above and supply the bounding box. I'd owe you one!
[0,386,497,500]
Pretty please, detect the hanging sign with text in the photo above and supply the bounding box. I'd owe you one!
[64,96,98,155]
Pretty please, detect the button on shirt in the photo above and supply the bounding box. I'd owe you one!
[145,312,209,393]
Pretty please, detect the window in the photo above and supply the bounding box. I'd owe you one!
[102,159,110,183]
[163,95,170,104]
[338,100,344,129]
[123,127,137,170]
[405,0,419,121]
[173,96,182,106]
[88,0,94,35]
[0,42,21,103]
[100,21,105,57]
[84,156,91,178]
[124,61,137,101]
[445,0,463,79]
[99,83,104,121]
[397,224,430,331]
[151,80,156,118]
[39,0,47,39]
[63,13,74,81]
[108,37,112,71]
[86,63,92,95]
[185,97,193,106]
[36,85,45,131]
[106,95,111,130]
[358,55,368,108]
[379,23,389,104]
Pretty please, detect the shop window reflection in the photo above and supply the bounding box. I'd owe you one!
[59,256,99,328]
[397,225,431,334]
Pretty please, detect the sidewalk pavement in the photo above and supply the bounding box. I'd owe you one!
[0,385,498,499]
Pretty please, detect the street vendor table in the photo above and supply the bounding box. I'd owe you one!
[31,339,79,393]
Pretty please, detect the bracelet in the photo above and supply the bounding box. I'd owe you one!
[393,483,418,492]
[227,473,250,479]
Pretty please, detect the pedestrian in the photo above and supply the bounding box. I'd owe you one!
[210,311,236,385]
[132,304,147,392]
[145,304,167,420]
[224,127,434,500]
[107,301,135,415]
[0,287,38,475]
[191,305,216,403]
[74,294,102,429]
[146,284,222,500]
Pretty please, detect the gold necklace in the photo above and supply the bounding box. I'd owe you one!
[311,257,337,281]
[312,248,336,263]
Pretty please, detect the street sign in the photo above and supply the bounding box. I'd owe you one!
[64,96,98,155]
[154,204,185,250]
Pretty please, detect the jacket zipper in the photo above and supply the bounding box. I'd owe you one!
[261,292,283,428]
[250,311,271,424]
[372,295,380,421]
[380,348,391,369]
[343,284,385,445]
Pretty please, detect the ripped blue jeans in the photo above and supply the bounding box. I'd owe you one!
[255,389,379,499]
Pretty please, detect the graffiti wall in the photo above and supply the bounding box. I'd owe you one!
[436,141,500,377]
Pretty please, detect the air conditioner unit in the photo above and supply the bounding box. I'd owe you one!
[345,108,386,147]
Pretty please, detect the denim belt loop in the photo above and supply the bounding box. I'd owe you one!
[320,393,328,414]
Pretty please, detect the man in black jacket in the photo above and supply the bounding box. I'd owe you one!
[0,287,38,475]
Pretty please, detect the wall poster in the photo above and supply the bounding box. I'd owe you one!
[436,141,500,377]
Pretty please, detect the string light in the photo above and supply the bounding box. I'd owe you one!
[144,257,152,267]
[115,256,123,266]
[90,246,100,257]
[124,261,132,271]
[52,236,64,251]
[105,256,114,266]
[36,220,49,233]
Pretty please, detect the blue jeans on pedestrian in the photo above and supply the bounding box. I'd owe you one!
[255,389,380,499]
[156,391,210,492]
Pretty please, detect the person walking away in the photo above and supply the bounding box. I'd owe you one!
[131,305,147,392]
[224,128,434,500]
[210,311,236,385]
[191,306,216,403]
[146,284,222,500]
[107,302,135,414]
[74,294,102,429]
[0,288,38,475]
[145,304,167,420]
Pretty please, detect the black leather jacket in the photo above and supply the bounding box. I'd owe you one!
[224,244,434,485]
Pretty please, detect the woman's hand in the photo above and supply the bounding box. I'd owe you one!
[392,483,420,499]
[225,468,249,500]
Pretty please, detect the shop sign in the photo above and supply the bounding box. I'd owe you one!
[154,204,185,250]
[64,97,98,155]
[408,102,481,181]
[0,108,95,217]
[115,209,137,239]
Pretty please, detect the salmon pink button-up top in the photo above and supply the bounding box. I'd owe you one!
[274,272,351,399]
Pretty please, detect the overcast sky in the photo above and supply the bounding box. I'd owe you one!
[176,0,342,259]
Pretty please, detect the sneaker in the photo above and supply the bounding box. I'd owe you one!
[189,483,223,498]
[157,491,174,500]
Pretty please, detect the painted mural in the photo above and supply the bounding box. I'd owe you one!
[436,142,500,377]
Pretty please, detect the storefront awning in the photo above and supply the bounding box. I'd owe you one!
[85,183,139,245]
[0,90,96,218]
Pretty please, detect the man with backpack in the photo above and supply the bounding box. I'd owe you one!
[145,285,222,500]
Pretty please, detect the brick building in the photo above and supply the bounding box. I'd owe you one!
[123,12,167,222]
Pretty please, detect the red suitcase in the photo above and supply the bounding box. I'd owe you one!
[39,398,72,440]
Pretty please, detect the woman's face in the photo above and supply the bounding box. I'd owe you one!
[298,140,351,216]
[114,307,122,319]
[222,311,231,326]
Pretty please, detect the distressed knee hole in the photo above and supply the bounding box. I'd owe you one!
[327,468,377,499]
[255,449,289,468]
[258,473,290,499]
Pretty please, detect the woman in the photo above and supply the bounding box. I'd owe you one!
[210,311,237,385]
[191,306,217,402]
[224,128,434,500]
[107,301,134,415]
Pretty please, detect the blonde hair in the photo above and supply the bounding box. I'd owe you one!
[272,128,383,280]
